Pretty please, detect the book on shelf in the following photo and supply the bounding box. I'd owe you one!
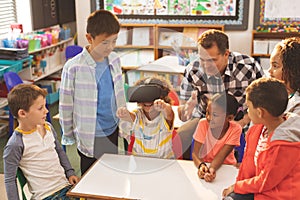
[253,40,269,54]
[198,28,210,36]
[182,27,198,47]
[132,27,150,46]
[116,28,128,46]
[259,58,270,71]
[268,40,281,54]
[159,32,184,47]
[116,49,154,67]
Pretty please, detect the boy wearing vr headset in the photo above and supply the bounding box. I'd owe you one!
[117,76,175,158]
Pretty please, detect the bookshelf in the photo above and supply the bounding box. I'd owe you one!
[156,24,224,59]
[117,24,224,87]
[251,31,300,58]
[116,24,224,64]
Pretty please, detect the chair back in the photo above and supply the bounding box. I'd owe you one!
[234,131,246,163]
[65,45,83,60]
[168,90,180,106]
[17,168,28,200]
[172,130,183,159]
[3,71,52,136]
[3,71,23,91]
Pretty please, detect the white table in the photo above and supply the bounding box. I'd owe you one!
[136,56,186,75]
[68,154,238,200]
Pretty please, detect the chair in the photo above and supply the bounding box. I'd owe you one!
[172,130,183,159]
[190,139,195,160]
[168,90,180,106]
[17,168,28,200]
[65,45,83,60]
[3,72,52,136]
[234,131,246,163]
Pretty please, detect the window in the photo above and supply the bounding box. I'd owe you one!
[0,0,17,38]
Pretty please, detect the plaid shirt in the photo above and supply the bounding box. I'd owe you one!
[180,51,264,118]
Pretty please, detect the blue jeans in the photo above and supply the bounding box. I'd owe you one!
[43,185,78,200]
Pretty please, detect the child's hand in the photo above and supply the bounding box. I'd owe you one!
[68,175,80,185]
[117,107,130,119]
[203,167,216,182]
[197,163,209,179]
[183,90,198,120]
[222,184,234,198]
[153,99,167,111]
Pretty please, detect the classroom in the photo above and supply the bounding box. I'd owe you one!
[0,0,300,199]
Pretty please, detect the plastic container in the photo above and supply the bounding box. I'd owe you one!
[0,66,9,79]
[46,91,59,104]
[0,56,33,73]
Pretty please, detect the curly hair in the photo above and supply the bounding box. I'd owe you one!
[281,37,300,93]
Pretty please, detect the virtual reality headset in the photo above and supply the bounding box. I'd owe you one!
[128,84,169,103]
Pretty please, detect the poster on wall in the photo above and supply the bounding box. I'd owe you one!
[100,0,248,30]
[253,0,300,29]
[104,0,237,16]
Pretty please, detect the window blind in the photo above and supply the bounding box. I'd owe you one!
[0,0,17,38]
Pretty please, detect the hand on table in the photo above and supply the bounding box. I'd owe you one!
[69,175,80,185]
[203,167,216,182]
[222,184,235,198]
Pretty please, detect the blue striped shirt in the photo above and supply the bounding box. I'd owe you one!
[59,47,126,157]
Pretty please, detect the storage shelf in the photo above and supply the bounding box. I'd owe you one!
[118,23,224,61]
[28,38,73,54]
[30,64,63,82]
[116,45,155,49]
[251,31,300,58]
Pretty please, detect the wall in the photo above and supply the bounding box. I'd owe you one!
[75,0,90,47]
[76,0,255,55]
[226,0,254,55]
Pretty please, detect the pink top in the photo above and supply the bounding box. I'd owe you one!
[193,119,242,165]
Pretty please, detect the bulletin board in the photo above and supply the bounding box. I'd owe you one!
[98,0,249,30]
[253,0,300,29]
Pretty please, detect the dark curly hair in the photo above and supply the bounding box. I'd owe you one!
[281,37,300,93]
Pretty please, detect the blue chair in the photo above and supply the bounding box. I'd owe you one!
[234,131,246,163]
[65,45,83,60]
[3,72,52,136]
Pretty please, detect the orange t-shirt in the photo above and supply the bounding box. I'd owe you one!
[193,119,242,165]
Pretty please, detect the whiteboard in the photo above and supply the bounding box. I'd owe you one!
[264,0,300,18]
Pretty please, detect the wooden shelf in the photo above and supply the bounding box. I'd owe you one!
[115,45,155,49]
[117,23,224,61]
[29,38,73,54]
[19,38,73,81]
[251,31,300,58]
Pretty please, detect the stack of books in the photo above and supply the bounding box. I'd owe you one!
[0,48,29,60]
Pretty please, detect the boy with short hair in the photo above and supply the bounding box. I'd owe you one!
[222,77,300,200]
[4,84,79,200]
[59,10,127,175]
